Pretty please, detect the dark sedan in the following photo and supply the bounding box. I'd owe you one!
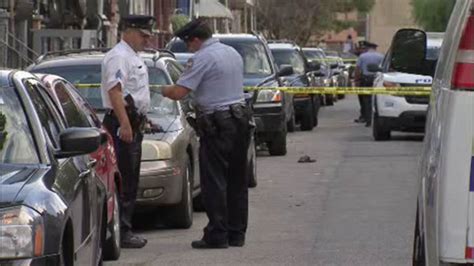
[0,70,106,265]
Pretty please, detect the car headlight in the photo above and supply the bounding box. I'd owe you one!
[0,206,44,259]
[256,89,282,103]
[141,140,172,161]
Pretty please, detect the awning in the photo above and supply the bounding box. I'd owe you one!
[195,0,233,19]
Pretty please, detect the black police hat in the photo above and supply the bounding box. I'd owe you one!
[174,18,208,41]
[365,42,378,48]
[120,15,155,36]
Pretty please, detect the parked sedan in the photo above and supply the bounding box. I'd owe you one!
[37,74,122,260]
[28,49,201,229]
[0,70,106,265]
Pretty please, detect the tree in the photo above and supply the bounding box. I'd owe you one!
[171,14,190,33]
[411,0,456,32]
[256,0,375,46]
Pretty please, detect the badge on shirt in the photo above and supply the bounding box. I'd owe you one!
[186,58,194,70]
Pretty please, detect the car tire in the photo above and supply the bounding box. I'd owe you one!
[167,156,193,229]
[412,206,425,266]
[248,139,257,188]
[326,95,334,106]
[301,103,314,131]
[287,113,296,133]
[103,190,121,261]
[373,112,391,141]
[268,130,287,156]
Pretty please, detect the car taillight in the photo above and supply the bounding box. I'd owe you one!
[452,12,474,89]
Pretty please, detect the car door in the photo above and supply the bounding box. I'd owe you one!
[22,78,97,265]
[50,80,103,264]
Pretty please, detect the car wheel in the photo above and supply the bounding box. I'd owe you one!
[167,156,193,229]
[301,103,314,131]
[412,207,425,266]
[268,131,287,156]
[373,112,391,141]
[103,189,121,261]
[248,139,257,188]
[287,113,296,133]
[326,95,334,106]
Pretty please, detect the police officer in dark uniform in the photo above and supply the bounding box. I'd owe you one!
[162,18,251,249]
[354,42,384,127]
[101,15,156,249]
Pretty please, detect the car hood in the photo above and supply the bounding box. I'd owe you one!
[383,72,433,85]
[244,76,277,87]
[145,114,182,141]
[0,165,37,206]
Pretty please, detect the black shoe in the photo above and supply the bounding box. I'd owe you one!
[229,239,245,247]
[191,239,228,249]
[354,118,366,123]
[121,232,147,249]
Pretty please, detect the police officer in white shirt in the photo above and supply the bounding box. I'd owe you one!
[162,18,252,249]
[101,15,155,249]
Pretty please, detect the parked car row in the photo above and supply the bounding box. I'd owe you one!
[0,48,207,264]
[167,34,348,157]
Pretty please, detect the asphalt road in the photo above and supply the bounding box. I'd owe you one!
[106,96,421,266]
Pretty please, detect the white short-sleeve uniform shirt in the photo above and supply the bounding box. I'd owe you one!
[101,40,150,115]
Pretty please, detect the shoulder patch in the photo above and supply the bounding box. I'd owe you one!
[115,69,122,79]
[186,58,194,70]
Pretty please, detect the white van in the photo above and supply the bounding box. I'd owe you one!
[415,1,474,265]
[371,32,443,141]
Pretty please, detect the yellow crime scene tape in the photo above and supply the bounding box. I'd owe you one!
[75,84,432,96]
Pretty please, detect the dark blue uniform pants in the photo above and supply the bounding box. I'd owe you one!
[103,113,143,234]
[199,114,251,244]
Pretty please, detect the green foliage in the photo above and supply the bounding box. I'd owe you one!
[256,0,376,46]
[171,14,190,33]
[411,0,456,32]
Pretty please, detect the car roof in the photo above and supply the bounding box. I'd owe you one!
[29,50,175,70]
[213,33,259,40]
[268,42,298,50]
[302,47,324,52]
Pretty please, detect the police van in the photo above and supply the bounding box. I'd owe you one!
[370,31,443,141]
[413,1,474,265]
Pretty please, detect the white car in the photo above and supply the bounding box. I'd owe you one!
[414,1,474,265]
[372,32,443,141]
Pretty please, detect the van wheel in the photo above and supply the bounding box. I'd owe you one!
[412,207,425,266]
[167,156,193,229]
[268,131,287,156]
[103,190,121,261]
[287,113,295,132]
[301,104,314,131]
[373,113,391,141]
[248,140,257,188]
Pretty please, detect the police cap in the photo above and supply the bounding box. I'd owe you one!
[365,41,378,48]
[121,15,155,36]
[174,18,211,42]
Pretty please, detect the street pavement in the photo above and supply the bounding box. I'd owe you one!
[106,96,421,266]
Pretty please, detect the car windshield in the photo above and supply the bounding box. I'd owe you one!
[168,40,188,53]
[32,65,178,116]
[220,40,273,77]
[0,82,39,164]
[303,50,325,61]
[271,49,306,75]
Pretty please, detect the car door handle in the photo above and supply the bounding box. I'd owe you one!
[87,159,97,168]
[79,169,91,179]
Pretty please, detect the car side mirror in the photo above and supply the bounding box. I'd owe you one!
[55,128,101,158]
[330,63,339,69]
[307,61,321,72]
[277,64,294,77]
[367,63,382,72]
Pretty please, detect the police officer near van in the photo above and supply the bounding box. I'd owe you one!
[354,42,384,127]
[101,15,155,249]
[161,18,252,249]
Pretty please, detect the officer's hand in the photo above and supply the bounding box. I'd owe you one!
[120,124,133,143]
